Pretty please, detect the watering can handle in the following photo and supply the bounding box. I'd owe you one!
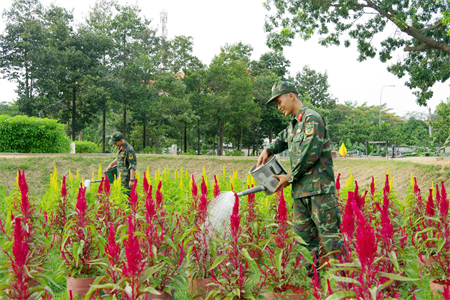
[269,166,284,176]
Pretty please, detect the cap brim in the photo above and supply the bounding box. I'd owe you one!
[108,139,114,145]
[266,94,279,105]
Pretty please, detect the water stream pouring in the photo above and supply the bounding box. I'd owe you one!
[236,155,287,197]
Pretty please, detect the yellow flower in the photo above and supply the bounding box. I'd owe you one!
[387,169,390,176]
[174,169,178,179]
[69,169,73,182]
[146,167,151,184]
[76,169,80,180]
[389,177,393,191]
[410,174,414,187]
[223,166,226,176]
[345,170,354,189]
[246,174,251,187]
[179,177,184,190]
[98,164,103,179]
[92,172,95,180]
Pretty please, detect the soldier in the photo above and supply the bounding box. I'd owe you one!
[106,132,137,196]
[257,80,342,272]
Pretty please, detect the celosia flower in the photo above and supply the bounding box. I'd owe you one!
[145,190,156,223]
[122,216,143,278]
[191,175,198,198]
[441,181,449,220]
[426,189,435,217]
[18,170,31,224]
[105,222,120,266]
[12,217,29,273]
[380,192,394,250]
[75,186,88,227]
[230,193,241,238]
[384,174,390,195]
[156,181,163,208]
[277,188,287,223]
[129,180,138,212]
[335,173,341,191]
[436,184,441,211]
[353,202,378,272]
[97,177,104,195]
[341,192,355,240]
[198,193,208,224]
[248,189,256,221]
[103,173,111,197]
[414,177,419,194]
[370,176,375,197]
[143,173,150,196]
[213,175,220,198]
[201,177,207,196]
[61,176,67,198]
[353,181,367,209]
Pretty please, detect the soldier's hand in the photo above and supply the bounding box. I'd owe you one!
[273,174,290,192]
[257,149,270,167]
[106,165,112,171]
[128,181,134,188]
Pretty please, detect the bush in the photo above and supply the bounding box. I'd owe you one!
[179,149,198,155]
[225,150,245,156]
[0,115,71,153]
[74,141,100,153]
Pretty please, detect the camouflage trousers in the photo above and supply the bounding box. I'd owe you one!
[293,193,343,262]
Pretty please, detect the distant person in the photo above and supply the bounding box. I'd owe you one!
[256,80,343,274]
[106,132,137,196]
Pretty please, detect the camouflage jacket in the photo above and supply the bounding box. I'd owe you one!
[117,142,137,186]
[265,106,335,198]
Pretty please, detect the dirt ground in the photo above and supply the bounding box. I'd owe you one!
[0,154,448,199]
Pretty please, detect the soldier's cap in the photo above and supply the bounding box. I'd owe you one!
[266,80,298,105]
[108,132,124,145]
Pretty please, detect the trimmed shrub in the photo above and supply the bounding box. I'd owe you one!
[74,141,100,153]
[0,115,71,153]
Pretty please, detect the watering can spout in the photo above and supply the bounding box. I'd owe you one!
[236,185,266,197]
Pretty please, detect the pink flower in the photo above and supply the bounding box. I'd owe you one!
[61,176,67,198]
[436,184,441,211]
[353,181,367,209]
[230,193,241,238]
[441,182,449,220]
[213,175,220,198]
[143,173,150,196]
[122,216,143,278]
[129,179,138,212]
[380,192,394,250]
[341,192,355,240]
[18,170,31,224]
[198,194,208,223]
[145,189,156,223]
[354,202,378,272]
[156,181,163,208]
[335,173,341,191]
[370,176,375,197]
[105,222,120,266]
[201,177,207,196]
[12,217,29,272]
[75,186,88,227]
[191,175,198,198]
[383,174,390,195]
[277,188,287,223]
[97,177,104,195]
[426,189,435,217]
[414,177,419,194]
[248,189,256,221]
[103,173,111,197]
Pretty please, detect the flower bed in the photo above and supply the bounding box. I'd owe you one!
[0,167,449,299]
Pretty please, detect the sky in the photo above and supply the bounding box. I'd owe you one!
[0,0,449,118]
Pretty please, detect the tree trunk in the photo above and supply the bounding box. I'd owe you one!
[123,105,126,139]
[220,123,224,156]
[197,120,201,155]
[72,86,76,141]
[217,119,221,156]
[269,128,273,143]
[143,122,146,149]
[102,106,106,153]
[79,130,82,141]
[184,122,187,153]
[239,127,243,151]
[255,124,260,156]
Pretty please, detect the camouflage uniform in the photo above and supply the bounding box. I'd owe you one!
[265,81,342,262]
[109,132,137,195]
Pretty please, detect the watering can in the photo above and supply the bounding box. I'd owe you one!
[83,166,117,190]
[236,155,287,197]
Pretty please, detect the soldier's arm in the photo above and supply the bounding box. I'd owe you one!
[264,127,289,155]
[107,158,117,170]
[127,149,137,171]
[287,115,324,182]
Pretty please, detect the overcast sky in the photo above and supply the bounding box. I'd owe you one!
[1,0,449,118]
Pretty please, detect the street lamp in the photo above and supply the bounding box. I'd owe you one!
[379,85,395,127]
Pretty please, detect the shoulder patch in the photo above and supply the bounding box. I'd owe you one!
[129,153,134,160]
[305,122,314,136]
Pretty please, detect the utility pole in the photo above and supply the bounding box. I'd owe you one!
[429,107,432,137]
[160,10,168,38]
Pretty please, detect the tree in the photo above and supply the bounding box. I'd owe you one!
[0,101,22,116]
[294,66,336,109]
[250,51,291,79]
[431,98,450,144]
[264,0,450,106]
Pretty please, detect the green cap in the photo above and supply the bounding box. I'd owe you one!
[108,132,124,145]
[266,80,298,105]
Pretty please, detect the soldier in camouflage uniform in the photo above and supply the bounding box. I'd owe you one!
[106,132,137,196]
[257,81,343,270]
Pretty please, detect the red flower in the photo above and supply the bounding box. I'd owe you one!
[145,189,156,223]
[414,177,419,194]
[353,203,378,272]
[61,176,67,198]
[341,192,355,240]
[353,181,367,209]
[105,222,120,266]
[18,170,31,224]
[380,192,394,250]
[143,173,150,196]
[122,216,143,278]
[129,179,138,212]
[213,175,220,198]
[277,188,287,223]
[335,173,341,191]
[230,194,241,238]
[201,177,207,196]
[198,193,208,224]
[156,181,163,208]
[191,175,198,198]
[441,182,449,220]
[75,186,88,227]
[426,189,435,217]
[103,173,111,197]
[383,174,390,195]
[97,177,104,195]
[370,176,375,197]
[12,217,29,273]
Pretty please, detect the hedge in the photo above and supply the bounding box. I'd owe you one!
[0,115,71,153]
[74,141,100,153]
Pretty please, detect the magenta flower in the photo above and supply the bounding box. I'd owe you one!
[156,181,163,208]
[380,192,394,250]
[75,186,88,227]
[103,173,111,197]
[247,190,256,221]
[213,175,220,198]
[414,177,419,194]
[198,193,208,224]
[335,173,341,191]
[97,177,104,195]
[370,176,375,197]
[18,170,31,224]
[230,193,241,238]
[436,184,441,211]
[145,189,156,223]
[383,174,390,195]
[353,181,367,209]
[143,173,150,196]
[105,222,120,266]
[354,203,378,272]
[129,179,138,212]
[12,217,29,274]
[122,216,143,278]
[201,177,207,196]
[441,182,449,221]
[341,192,355,240]
[277,188,287,223]
[426,189,435,217]
[191,175,198,198]
[61,176,67,198]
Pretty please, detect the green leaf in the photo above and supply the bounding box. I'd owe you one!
[209,254,228,270]
[330,274,360,285]
[326,291,356,300]
[72,242,80,267]
[297,245,313,264]
[377,272,419,281]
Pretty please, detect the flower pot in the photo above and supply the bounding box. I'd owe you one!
[188,277,216,299]
[264,288,308,300]
[140,287,174,300]
[430,279,450,297]
[66,276,96,298]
